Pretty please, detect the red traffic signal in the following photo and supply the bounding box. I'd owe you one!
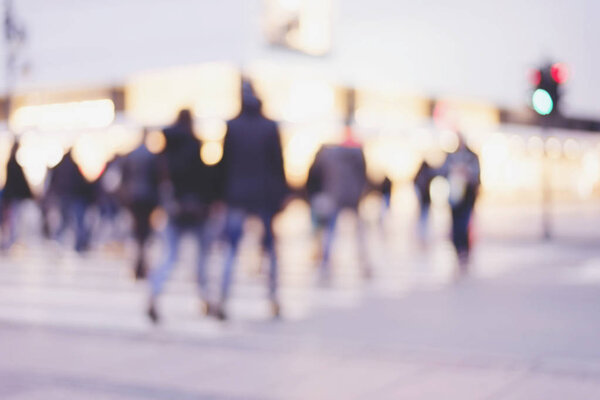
[550,62,569,84]
[529,69,541,86]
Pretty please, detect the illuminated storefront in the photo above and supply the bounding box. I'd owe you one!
[1,63,600,213]
[0,0,598,218]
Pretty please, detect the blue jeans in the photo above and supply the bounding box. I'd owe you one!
[221,208,278,302]
[1,200,20,249]
[451,204,473,256]
[321,209,369,275]
[150,220,211,300]
[56,198,90,252]
[418,202,430,242]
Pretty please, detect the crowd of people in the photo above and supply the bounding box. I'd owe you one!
[0,80,481,322]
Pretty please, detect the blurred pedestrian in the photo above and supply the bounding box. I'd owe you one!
[47,150,96,253]
[96,154,126,247]
[120,130,160,280]
[413,159,435,244]
[147,110,217,323]
[441,133,480,270]
[1,141,32,250]
[381,176,392,211]
[307,151,335,263]
[308,126,370,283]
[216,81,289,320]
[379,175,393,228]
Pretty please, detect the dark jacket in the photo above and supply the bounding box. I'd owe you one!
[219,92,288,215]
[120,144,160,207]
[48,151,96,202]
[161,122,216,223]
[414,161,435,205]
[381,176,392,197]
[308,144,367,211]
[3,149,32,202]
[442,145,481,209]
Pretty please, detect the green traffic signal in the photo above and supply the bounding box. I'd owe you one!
[532,88,554,115]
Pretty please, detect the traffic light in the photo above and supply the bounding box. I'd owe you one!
[530,62,568,116]
[532,88,553,116]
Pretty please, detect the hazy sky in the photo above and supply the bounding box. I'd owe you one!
[2,0,598,117]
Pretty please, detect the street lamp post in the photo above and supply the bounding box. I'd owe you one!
[541,122,552,240]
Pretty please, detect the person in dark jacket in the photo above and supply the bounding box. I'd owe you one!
[47,149,96,252]
[307,126,371,283]
[147,109,217,323]
[377,175,393,229]
[413,160,436,244]
[441,133,480,270]
[1,141,32,249]
[120,130,160,280]
[216,81,288,319]
[381,176,392,209]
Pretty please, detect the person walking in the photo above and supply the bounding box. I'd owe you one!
[215,82,288,320]
[413,159,436,244]
[307,126,370,283]
[120,130,161,280]
[1,141,32,250]
[442,133,480,270]
[147,109,217,323]
[47,149,96,253]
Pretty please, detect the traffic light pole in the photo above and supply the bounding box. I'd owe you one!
[531,61,566,241]
[541,122,552,241]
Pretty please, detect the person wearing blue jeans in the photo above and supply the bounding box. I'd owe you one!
[214,81,288,320]
[219,208,278,318]
[55,197,90,253]
[47,150,95,253]
[441,133,480,272]
[306,137,370,284]
[319,209,370,284]
[149,220,211,314]
[146,109,218,324]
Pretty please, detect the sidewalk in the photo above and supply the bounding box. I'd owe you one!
[1,234,600,398]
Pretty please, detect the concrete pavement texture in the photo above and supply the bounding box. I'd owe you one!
[1,203,600,399]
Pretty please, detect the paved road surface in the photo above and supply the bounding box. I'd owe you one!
[1,202,600,399]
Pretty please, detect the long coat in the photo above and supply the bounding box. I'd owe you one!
[219,93,288,215]
[3,151,32,202]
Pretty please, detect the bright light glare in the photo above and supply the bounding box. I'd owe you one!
[200,141,223,166]
[278,0,302,12]
[127,63,240,125]
[545,137,562,159]
[439,130,459,153]
[72,134,108,182]
[563,139,580,160]
[11,99,115,131]
[284,132,320,187]
[527,136,544,158]
[285,81,334,122]
[108,126,143,157]
[15,132,66,189]
[430,176,450,206]
[45,142,65,168]
[146,130,166,154]
[198,119,227,141]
